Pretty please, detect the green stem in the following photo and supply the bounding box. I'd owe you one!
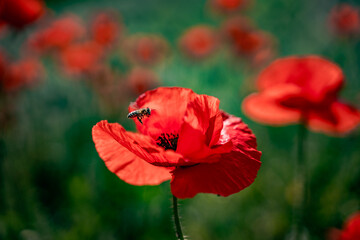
[172,195,184,240]
[292,123,308,239]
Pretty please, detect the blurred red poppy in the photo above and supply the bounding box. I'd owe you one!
[92,87,261,198]
[221,16,254,40]
[126,67,159,94]
[0,58,44,91]
[179,25,219,60]
[210,0,249,14]
[0,49,6,78]
[329,212,360,240]
[91,12,122,48]
[329,4,360,37]
[123,34,168,66]
[0,21,7,37]
[26,15,85,53]
[338,212,360,240]
[0,0,44,29]
[60,41,104,76]
[242,56,360,135]
[222,16,276,64]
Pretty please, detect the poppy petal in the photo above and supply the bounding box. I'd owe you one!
[129,87,196,139]
[220,112,258,148]
[242,86,302,125]
[257,56,344,103]
[93,120,182,172]
[307,101,360,135]
[340,212,360,240]
[92,121,172,185]
[176,94,232,161]
[171,114,261,198]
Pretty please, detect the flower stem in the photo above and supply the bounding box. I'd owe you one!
[172,195,184,240]
[292,123,308,239]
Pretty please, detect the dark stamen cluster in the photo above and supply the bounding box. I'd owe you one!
[156,133,179,151]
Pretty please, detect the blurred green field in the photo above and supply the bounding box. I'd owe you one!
[1,0,360,239]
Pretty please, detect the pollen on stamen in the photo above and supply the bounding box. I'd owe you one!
[156,133,179,151]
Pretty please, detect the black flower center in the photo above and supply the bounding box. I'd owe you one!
[156,133,179,151]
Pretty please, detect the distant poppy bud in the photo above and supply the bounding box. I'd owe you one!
[329,4,360,37]
[0,0,44,29]
[179,25,219,60]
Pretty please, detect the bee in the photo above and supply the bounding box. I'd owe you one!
[127,107,151,124]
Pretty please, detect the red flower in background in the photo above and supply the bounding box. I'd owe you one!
[91,12,122,48]
[123,34,169,66]
[0,50,6,79]
[60,41,104,76]
[26,15,85,53]
[338,212,360,240]
[242,56,360,135]
[0,21,7,37]
[329,4,360,37]
[0,57,44,92]
[221,16,254,40]
[222,16,276,65]
[209,0,249,14]
[92,87,261,199]
[0,0,44,29]
[126,67,159,94]
[179,25,219,60]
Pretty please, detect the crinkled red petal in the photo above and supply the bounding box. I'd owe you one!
[93,121,182,173]
[171,114,261,198]
[92,121,172,185]
[257,56,344,103]
[176,94,231,161]
[129,87,196,139]
[307,101,360,135]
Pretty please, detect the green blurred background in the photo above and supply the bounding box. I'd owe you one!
[1,0,360,239]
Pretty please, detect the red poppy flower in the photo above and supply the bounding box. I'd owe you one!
[338,212,360,240]
[60,41,104,76]
[123,34,168,66]
[0,57,44,91]
[92,87,261,198]
[221,16,276,65]
[0,49,6,77]
[179,25,219,60]
[126,67,159,94]
[210,0,249,14]
[234,30,273,56]
[221,16,254,40]
[329,4,360,37]
[328,212,360,240]
[0,20,7,37]
[242,56,360,135]
[0,0,44,29]
[91,12,121,48]
[26,15,85,53]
